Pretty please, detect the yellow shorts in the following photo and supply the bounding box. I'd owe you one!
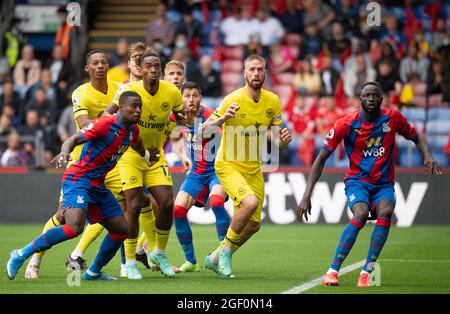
[119,154,172,191]
[215,162,264,223]
[58,165,123,202]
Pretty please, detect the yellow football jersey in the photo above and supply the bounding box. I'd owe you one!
[70,80,121,158]
[211,87,282,173]
[112,80,183,157]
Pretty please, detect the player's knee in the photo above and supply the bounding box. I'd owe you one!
[210,194,224,208]
[68,222,85,235]
[241,195,259,212]
[377,205,394,219]
[174,204,188,218]
[248,221,261,234]
[353,208,369,223]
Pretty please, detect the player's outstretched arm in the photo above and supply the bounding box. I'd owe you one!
[51,133,87,168]
[103,102,119,116]
[412,133,442,175]
[171,137,191,173]
[200,102,240,135]
[296,148,332,223]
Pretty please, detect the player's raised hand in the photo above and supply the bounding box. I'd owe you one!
[279,127,292,146]
[223,102,240,121]
[51,152,72,169]
[142,148,160,167]
[424,154,442,175]
[178,106,198,127]
[296,197,312,223]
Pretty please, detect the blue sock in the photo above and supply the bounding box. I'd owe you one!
[363,217,391,273]
[88,233,125,274]
[211,200,229,242]
[330,218,365,271]
[174,216,195,264]
[21,225,77,259]
[120,243,125,265]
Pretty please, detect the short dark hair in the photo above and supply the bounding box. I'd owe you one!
[85,49,107,63]
[119,91,141,105]
[244,54,266,69]
[139,48,160,65]
[181,81,201,94]
[361,81,382,91]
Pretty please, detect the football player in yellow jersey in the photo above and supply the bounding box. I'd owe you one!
[135,59,186,265]
[105,50,189,277]
[24,50,122,279]
[202,54,292,278]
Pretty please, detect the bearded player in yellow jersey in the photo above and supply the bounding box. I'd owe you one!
[202,54,292,278]
[105,50,189,277]
[24,50,122,279]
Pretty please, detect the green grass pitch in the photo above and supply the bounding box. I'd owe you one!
[1,224,449,294]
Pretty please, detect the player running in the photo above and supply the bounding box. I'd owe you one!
[7,91,149,281]
[171,81,230,272]
[24,50,122,279]
[201,54,292,278]
[296,81,442,287]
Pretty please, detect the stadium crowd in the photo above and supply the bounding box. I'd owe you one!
[0,0,449,168]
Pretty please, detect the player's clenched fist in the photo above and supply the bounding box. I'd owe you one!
[279,127,292,146]
[223,102,240,121]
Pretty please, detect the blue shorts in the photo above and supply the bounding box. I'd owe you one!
[345,180,396,213]
[61,182,123,224]
[180,171,221,207]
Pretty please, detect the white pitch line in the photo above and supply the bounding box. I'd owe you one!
[281,260,365,294]
[379,259,450,263]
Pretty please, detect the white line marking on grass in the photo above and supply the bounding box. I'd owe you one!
[281,260,365,294]
[380,259,450,263]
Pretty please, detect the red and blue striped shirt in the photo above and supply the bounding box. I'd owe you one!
[323,108,417,184]
[62,114,139,188]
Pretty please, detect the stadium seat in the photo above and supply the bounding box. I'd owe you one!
[222,84,241,96]
[428,93,444,107]
[272,85,294,108]
[396,135,423,167]
[273,73,294,85]
[413,95,427,108]
[221,72,242,86]
[222,46,244,60]
[401,107,426,123]
[221,60,242,73]
[428,108,450,121]
[426,120,450,135]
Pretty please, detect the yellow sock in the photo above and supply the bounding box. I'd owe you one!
[125,238,138,261]
[73,223,104,256]
[155,228,170,251]
[223,228,240,252]
[137,232,146,249]
[35,215,61,259]
[139,206,156,251]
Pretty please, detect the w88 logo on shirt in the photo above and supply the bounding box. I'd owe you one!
[362,136,385,157]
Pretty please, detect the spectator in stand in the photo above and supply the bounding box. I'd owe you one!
[174,8,203,60]
[378,15,406,59]
[56,105,76,143]
[427,58,444,96]
[400,41,430,84]
[0,132,29,167]
[25,88,56,124]
[54,6,73,60]
[2,17,26,70]
[293,57,322,96]
[39,112,58,166]
[0,114,17,151]
[19,109,41,163]
[107,55,129,83]
[1,104,20,129]
[299,22,323,59]
[13,45,41,98]
[145,3,175,50]
[302,0,335,40]
[0,81,22,120]
[315,96,343,135]
[333,0,359,36]
[376,59,401,95]
[248,7,285,59]
[399,73,426,107]
[279,0,304,35]
[319,55,340,97]
[220,7,251,47]
[375,41,400,76]
[26,69,57,105]
[171,46,197,80]
[343,39,372,74]
[430,18,450,53]
[269,42,294,75]
[344,53,376,97]
[189,55,222,99]
[109,38,128,68]
[326,22,351,62]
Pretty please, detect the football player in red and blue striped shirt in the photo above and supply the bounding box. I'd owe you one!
[296,82,442,287]
[6,91,152,281]
[170,82,230,272]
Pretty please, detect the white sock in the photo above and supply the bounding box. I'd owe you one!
[327,268,338,274]
[153,248,165,255]
[71,249,83,259]
[29,254,41,266]
[125,260,136,267]
[360,270,369,275]
[136,246,145,255]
